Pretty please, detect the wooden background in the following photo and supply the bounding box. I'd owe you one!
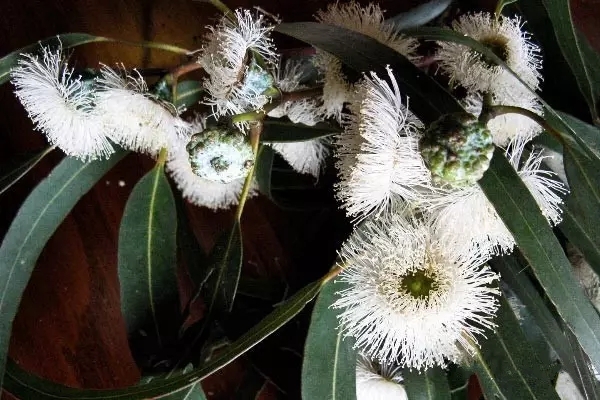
[0,0,598,399]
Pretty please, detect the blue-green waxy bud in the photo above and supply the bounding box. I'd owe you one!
[240,58,277,98]
[186,126,254,184]
[419,112,494,187]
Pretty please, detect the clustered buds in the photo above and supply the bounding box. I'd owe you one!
[420,112,494,187]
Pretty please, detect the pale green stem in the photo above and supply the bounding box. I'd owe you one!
[480,104,565,146]
[234,122,262,221]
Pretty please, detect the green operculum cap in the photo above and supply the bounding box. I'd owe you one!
[478,35,509,67]
[186,126,254,184]
[241,57,278,98]
[420,112,494,187]
[401,269,438,300]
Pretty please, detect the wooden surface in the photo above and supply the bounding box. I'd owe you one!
[0,0,598,399]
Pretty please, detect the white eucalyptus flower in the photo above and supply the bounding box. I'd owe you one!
[464,90,543,146]
[334,212,499,370]
[95,66,189,156]
[265,59,329,177]
[166,117,257,210]
[268,58,323,126]
[334,68,429,220]
[428,184,515,257]
[198,9,277,118]
[507,140,567,226]
[356,356,407,400]
[11,45,113,160]
[436,12,542,94]
[314,2,418,120]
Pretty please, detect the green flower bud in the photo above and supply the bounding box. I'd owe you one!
[241,58,278,98]
[419,112,494,187]
[187,126,254,184]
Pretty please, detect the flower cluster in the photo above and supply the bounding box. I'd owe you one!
[329,8,567,371]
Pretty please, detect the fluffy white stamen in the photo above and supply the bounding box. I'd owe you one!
[334,68,430,220]
[95,66,189,156]
[11,46,113,160]
[198,9,277,118]
[436,12,542,95]
[314,2,418,121]
[507,140,567,225]
[267,59,329,177]
[356,356,407,400]
[334,213,499,370]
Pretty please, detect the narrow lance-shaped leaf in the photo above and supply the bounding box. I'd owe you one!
[479,149,600,373]
[4,280,323,399]
[472,296,560,400]
[402,367,451,400]
[118,162,178,346]
[386,0,453,31]
[302,279,356,400]
[202,222,243,314]
[260,119,341,143]
[0,145,54,196]
[0,34,189,86]
[274,22,463,123]
[491,255,598,397]
[0,149,127,390]
[254,145,274,198]
[560,147,600,274]
[174,80,204,110]
[539,0,600,123]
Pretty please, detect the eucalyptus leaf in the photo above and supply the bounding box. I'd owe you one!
[491,255,594,396]
[0,34,110,85]
[495,0,518,15]
[402,367,451,400]
[4,280,322,399]
[159,383,207,400]
[0,34,189,86]
[174,80,204,110]
[479,149,600,373]
[446,365,472,400]
[274,22,463,123]
[255,144,274,198]
[0,145,54,196]
[203,222,243,314]
[301,279,356,400]
[387,0,452,30]
[0,149,126,389]
[561,148,600,274]
[118,162,178,346]
[261,119,340,143]
[472,296,560,400]
[539,0,600,123]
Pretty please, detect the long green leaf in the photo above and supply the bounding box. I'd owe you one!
[0,34,189,86]
[202,222,243,314]
[118,162,178,346]
[0,145,54,196]
[472,296,560,400]
[0,150,126,389]
[479,149,600,373]
[561,148,600,274]
[491,255,599,397]
[254,145,274,198]
[274,22,463,123]
[174,81,204,110]
[539,0,600,123]
[159,383,207,400]
[261,119,340,143]
[495,0,518,14]
[403,367,451,400]
[301,279,356,400]
[4,280,322,399]
[386,0,452,31]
